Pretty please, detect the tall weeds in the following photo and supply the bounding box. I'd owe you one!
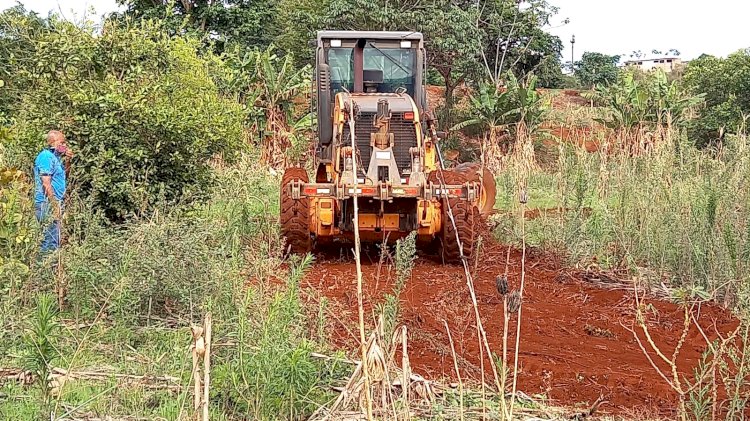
[378,231,417,351]
[22,293,59,414]
[498,128,750,311]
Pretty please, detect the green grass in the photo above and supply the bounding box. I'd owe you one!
[3,133,749,419]
[494,130,750,314]
[0,153,344,420]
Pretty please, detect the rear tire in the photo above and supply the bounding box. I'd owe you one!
[455,162,497,216]
[428,170,477,263]
[280,167,312,254]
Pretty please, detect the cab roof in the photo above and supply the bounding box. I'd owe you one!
[317,31,423,41]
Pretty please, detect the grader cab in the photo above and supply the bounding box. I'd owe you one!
[280,31,496,262]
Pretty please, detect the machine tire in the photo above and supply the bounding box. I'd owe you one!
[428,170,477,263]
[280,167,312,254]
[455,162,497,216]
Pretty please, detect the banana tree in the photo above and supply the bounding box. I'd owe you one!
[451,73,546,171]
[222,45,311,169]
[595,70,704,151]
[253,46,312,169]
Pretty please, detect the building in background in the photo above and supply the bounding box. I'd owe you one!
[624,57,683,72]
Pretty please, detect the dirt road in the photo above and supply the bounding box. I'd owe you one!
[302,242,738,416]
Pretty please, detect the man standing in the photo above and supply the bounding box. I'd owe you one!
[34,130,72,253]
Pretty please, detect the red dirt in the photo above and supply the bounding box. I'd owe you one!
[302,242,739,417]
[545,125,608,152]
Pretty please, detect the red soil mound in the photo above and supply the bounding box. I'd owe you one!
[302,242,738,416]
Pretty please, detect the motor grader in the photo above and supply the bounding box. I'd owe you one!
[280,31,496,262]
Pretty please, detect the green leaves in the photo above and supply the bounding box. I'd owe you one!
[574,52,621,89]
[594,70,704,131]
[684,49,750,147]
[9,18,245,221]
[22,293,59,404]
[452,73,546,134]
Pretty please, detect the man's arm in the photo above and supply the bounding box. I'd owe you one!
[41,175,61,218]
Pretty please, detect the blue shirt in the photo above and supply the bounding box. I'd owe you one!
[34,148,66,204]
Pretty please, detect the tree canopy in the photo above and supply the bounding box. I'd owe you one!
[573,52,621,88]
[117,0,280,50]
[683,49,750,147]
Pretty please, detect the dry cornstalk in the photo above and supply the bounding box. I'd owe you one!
[46,367,182,398]
[348,96,374,420]
[508,187,528,421]
[0,368,33,385]
[433,166,502,394]
[624,284,741,421]
[443,320,464,421]
[191,325,205,411]
[401,326,410,421]
[500,244,512,419]
[47,367,180,384]
[203,313,212,421]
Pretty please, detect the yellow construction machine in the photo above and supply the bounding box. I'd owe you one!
[280,31,496,262]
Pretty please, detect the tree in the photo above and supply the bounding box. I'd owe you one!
[683,49,750,147]
[276,0,562,127]
[475,0,562,84]
[0,5,50,123]
[118,0,280,51]
[573,52,621,88]
[7,17,244,220]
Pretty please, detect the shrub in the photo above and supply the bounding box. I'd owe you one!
[683,50,750,147]
[8,17,244,220]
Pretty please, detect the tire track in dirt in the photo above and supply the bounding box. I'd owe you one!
[302,242,738,416]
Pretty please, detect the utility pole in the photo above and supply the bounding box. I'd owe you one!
[570,34,576,73]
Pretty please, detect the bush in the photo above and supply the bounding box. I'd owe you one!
[212,255,336,420]
[62,206,242,323]
[7,17,245,220]
[59,152,281,323]
[684,50,750,147]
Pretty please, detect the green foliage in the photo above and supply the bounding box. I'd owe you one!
[58,151,281,324]
[684,49,750,147]
[475,0,563,83]
[212,254,335,420]
[0,133,38,341]
[120,0,280,51]
[22,293,59,408]
[253,46,312,128]
[0,166,36,284]
[453,73,547,135]
[497,133,750,310]
[62,207,241,323]
[7,17,244,220]
[573,52,621,88]
[220,45,312,166]
[0,5,50,123]
[592,70,704,131]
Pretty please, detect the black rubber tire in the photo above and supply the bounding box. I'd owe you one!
[428,170,477,263]
[280,167,312,254]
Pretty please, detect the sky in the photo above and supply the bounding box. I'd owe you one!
[547,0,750,62]
[2,0,748,62]
[0,0,123,21]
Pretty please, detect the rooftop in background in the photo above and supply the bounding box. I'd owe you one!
[623,57,683,72]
